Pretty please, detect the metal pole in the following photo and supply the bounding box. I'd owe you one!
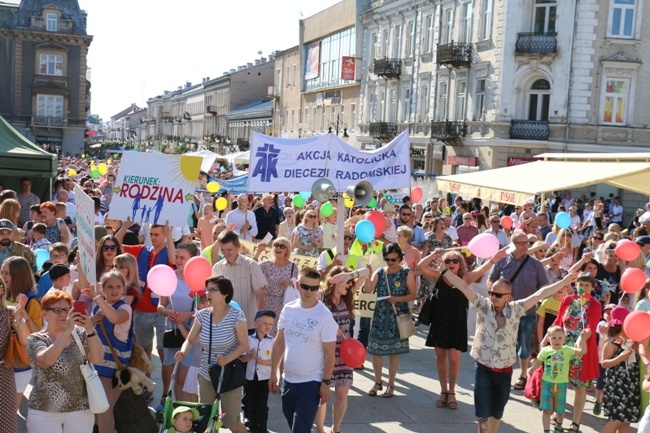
[336,196,345,255]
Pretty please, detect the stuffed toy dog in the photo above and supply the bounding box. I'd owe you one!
[113,366,155,395]
[129,344,154,375]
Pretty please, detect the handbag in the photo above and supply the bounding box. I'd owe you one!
[417,294,434,327]
[4,309,29,369]
[283,262,300,305]
[207,312,245,395]
[384,268,416,340]
[71,330,109,414]
[162,300,194,348]
[524,364,543,404]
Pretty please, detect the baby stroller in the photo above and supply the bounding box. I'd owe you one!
[159,363,222,433]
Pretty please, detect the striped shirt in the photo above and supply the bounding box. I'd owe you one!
[196,307,246,380]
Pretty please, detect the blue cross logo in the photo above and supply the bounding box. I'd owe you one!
[252,143,280,183]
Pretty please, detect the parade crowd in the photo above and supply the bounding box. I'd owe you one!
[1,154,650,433]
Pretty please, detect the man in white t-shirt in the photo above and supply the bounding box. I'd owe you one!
[270,266,337,433]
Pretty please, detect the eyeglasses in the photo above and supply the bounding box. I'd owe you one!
[273,244,287,249]
[488,291,511,299]
[102,245,117,251]
[46,307,71,315]
[50,253,66,260]
[444,259,460,265]
[344,236,355,241]
[424,216,433,219]
[513,241,528,245]
[299,283,320,291]
[206,288,222,293]
[384,256,400,263]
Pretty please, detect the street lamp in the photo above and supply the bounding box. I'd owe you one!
[328,113,349,138]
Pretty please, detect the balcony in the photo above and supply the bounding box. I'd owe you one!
[267,85,280,98]
[374,58,402,79]
[431,121,468,145]
[436,42,472,68]
[515,32,557,55]
[369,122,398,142]
[510,120,550,140]
[206,105,218,114]
[31,116,66,128]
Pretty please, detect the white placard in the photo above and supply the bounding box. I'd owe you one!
[74,184,96,285]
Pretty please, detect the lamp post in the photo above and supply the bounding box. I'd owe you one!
[328,113,349,139]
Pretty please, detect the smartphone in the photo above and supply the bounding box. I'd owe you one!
[73,300,86,314]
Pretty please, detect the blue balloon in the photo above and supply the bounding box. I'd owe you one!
[355,220,376,243]
[229,300,241,310]
[35,249,50,270]
[299,191,311,200]
[555,211,571,229]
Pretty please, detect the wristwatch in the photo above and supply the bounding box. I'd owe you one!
[322,378,331,386]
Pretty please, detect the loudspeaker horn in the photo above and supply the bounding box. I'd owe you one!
[311,178,336,202]
[345,180,374,206]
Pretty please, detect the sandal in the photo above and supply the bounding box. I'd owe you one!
[513,376,527,390]
[382,385,395,398]
[446,392,457,410]
[567,422,581,433]
[368,381,383,396]
[436,391,448,408]
[553,425,564,433]
[593,401,602,416]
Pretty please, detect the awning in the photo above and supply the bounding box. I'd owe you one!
[184,149,225,173]
[435,160,650,205]
[224,150,250,165]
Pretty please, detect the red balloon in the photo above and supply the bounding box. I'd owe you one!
[184,256,213,293]
[623,310,650,341]
[615,239,641,262]
[365,210,386,236]
[411,187,423,203]
[620,267,647,294]
[500,216,513,229]
[340,338,366,368]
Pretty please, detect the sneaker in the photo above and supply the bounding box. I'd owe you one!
[553,424,564,433]
[593,401,602,416]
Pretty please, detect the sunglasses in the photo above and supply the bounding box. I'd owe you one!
[513,241,528,245]
[490,220,500,223]
[444,259,460,265]
[384,256,400,263]
[593,237,603,241]
[273,244,287,249]
[102,244,117,251]
[401,213,412,217]
[488,291,511,299]
[529,241,535,245]
[307,215,316,219]
[344,235,355,241]
[299,283,320,291]
[46,307,71,315]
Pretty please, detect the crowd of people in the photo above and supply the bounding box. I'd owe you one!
[1,153,650,433]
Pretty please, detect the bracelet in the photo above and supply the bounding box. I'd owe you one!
[92,294,103,301]
[87,332,97,337]
[14,318,26,327]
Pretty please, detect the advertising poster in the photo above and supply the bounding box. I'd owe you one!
[305,41,321,80]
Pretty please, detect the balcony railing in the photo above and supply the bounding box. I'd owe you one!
[374,58,402,79]
[369,122,398,142]
[206,105,218,114]
[431,121,468,145]
[436,42,472,68]
[515,32,557,55]
[510,120,550,140]
[31,116,66,127]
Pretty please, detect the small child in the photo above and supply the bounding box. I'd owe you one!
[31,223,52,251]
[382,204,397,243]
[163,406,199,433]
[593,303,615,415]
[601,306,640,431]
[536,284,569,355]
[47,264,71,292]
[240,309,275,433]
[528,325,588,433]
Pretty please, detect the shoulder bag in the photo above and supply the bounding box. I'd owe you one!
[162,300,194,349]
[4,308,29,369]
[71,330,109,414]
[207,311,245,396]
[508,255,530,285]
[384,268,416,340]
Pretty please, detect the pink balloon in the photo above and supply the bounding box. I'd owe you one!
[147,265,178,297]
[184,257,213,293]
[620,267,647,294]
[340,338,366,368]
[623,310,650,341]
[615,239,641,262]
[411,187,423,203]
[500,216,513,229]
[468,233,500,259]
[365,210,386,235]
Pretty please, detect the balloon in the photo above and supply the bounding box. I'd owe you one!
[147,265,178,297]
[81,153,86,158]
[411,187,423,203]
[365,210,386,235]
[620,268,647,294]
[97,163,108,175]
[67,168,77,177]
[299,191,311,200]
[500,216,513,229]
[368,198,377,208]
[206,181,220,193]
[355,220,376,243]
[114,153,119,158]
[90,165,97,171]
[340,338,366,368]
[468,233,500,259]
[91,169,101,179]
[555,211,571,229]
[615,239,641,262]
[344,197,354,208]
[229,301,241,310]
[292,196,305,208]
[35,250,50,270]
[623,310,650,341]
[320,202,334,218]
[215,197,228,211]
[183,257,212,293]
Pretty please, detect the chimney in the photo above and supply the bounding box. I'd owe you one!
[255,59,261,65]
[185,81,191,88]
[230,69,236,73]
[261,57,267,63]
[205,76,210,81]
[268,54,275,61]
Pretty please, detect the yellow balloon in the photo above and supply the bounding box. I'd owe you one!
[215,197,228,211]
[98,163,108,175]
[90,165,97,172]
[67,168,77,177]
[344,197,354,208]
[206,181,220,193]
[81,154,86,158]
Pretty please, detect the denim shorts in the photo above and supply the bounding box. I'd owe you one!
[516,313,537,359]
[474,363,512,419]
[133,311,166,351]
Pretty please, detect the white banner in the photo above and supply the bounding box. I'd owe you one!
[74,184,96,285]
[248,131,412,193]
[109,153,202,227]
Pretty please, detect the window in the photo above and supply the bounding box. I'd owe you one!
[459,3,473,43]
[312,107,317,130]
[437,82,448,121]
[528,79,550,121]
[455,81,467,120]
[377,88,385,120]
[405,21,415,57]
[422,15,434,53]
[350,103,356,131]
[286,66,291,87]
[381,29,389,58]
[602,79,629,125]
[441,8,454,45]
[46,13,57,31]
[36,94,64,118]
[392,25,402,58]
[418,82,429,122]
[389,84,398,121]
[473,79,486,121]
[293,64,297,86]
[276,69,282,90]
[305,28,356,91]
[290,109,295,130]
[320,107,325,130]
[368,91,376,122]
[480,0,493,40]
[284,109,288,130]
[401,84,411,122]
[609,0,636,38]
[39,54,63,76]
[304,108,309,126]
[370,32,379,64]
[534,0,557,33]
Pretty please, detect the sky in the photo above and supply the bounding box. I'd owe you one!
[77,0,341,121]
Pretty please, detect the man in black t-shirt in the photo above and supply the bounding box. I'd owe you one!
[254,193,280,241]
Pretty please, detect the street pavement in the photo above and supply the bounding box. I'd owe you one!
[18,325,629,432]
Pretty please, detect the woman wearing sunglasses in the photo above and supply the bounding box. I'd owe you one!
[292,210,323,258]
[95,235,123,282]
[417,247,506,409]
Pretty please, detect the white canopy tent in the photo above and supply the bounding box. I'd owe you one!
[435,153,650,205]
[184,149,225,173]
[223,150,250,165]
